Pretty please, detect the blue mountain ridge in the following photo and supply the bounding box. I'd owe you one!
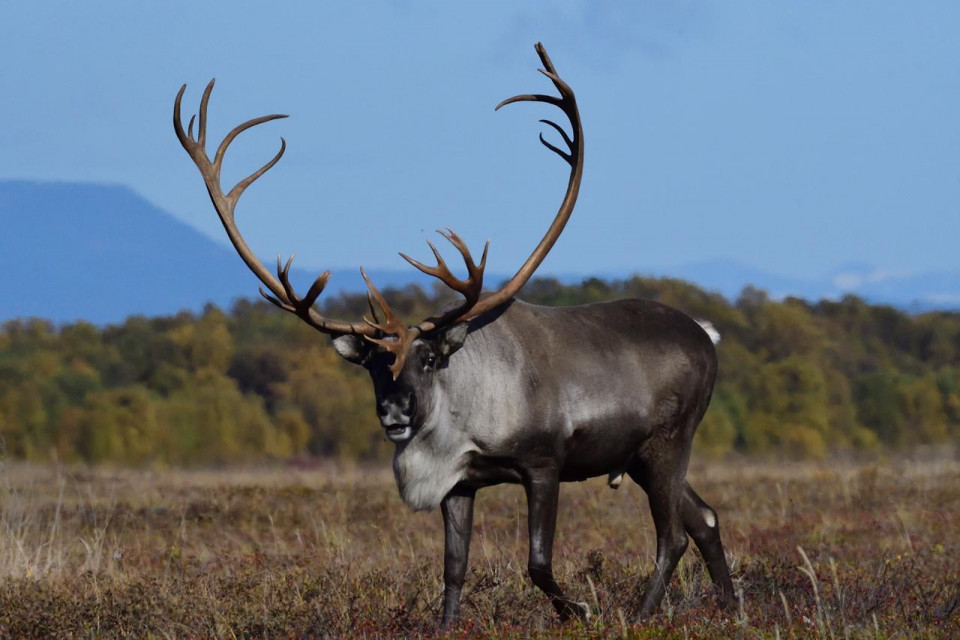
[0,180,442,324]
[1,180,957,325]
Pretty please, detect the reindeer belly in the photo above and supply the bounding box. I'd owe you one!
[558,409,653,481]
[554,374,660,481]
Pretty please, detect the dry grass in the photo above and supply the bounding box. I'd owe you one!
[0,455,957,638]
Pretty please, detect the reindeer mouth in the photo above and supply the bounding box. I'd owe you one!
[385,426,413,443]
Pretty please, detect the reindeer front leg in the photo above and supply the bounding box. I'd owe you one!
[440,485,476,627]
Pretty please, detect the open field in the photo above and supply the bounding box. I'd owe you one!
[0,456,957,639]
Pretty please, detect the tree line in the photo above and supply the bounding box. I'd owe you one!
[1,276,958,465]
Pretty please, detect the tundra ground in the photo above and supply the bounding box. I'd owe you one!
[0,455,957,638]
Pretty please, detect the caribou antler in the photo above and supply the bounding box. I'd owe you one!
[407,42,583,335]
[174,42,582,379]
[173,80,380,339]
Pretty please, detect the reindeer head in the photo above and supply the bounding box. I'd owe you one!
[330,323,468,442]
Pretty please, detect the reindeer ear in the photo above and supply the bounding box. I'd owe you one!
[331,334,369,364]
[439,323,469,358]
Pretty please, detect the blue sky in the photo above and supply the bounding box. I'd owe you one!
[1,2,958,281]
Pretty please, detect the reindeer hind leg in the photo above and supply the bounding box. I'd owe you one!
[628,447,690,618]
[681,482,735,609]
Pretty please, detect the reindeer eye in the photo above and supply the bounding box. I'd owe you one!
[425,354,437,369]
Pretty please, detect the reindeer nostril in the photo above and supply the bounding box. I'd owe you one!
[402,394,416,417]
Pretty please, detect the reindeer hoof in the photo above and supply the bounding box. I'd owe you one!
[576,601,592,621]
[558,600,591,622]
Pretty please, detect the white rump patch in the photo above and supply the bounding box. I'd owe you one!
[695,319,721,345]
[703,508,717,528]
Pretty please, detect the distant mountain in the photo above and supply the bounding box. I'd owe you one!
[1,180,957,324]
[0,180,442,325]
[643,259,814,301]
[643,259,960,312]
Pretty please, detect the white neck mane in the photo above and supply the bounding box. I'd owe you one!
[391,386,475,511]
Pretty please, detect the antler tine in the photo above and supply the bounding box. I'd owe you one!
[400,228,488,321]
[173,85,192,145]
[366,292,382,325]
[360,268,404,335]
[495,93,561,111]
[301,271,332,309]
[539,118,573,149]
[400,239,450,280]
[173,81,378,338]
[214,114,288,182]
[535,42,558,74]
[495,95,576,166]
[360,268,417,379]
[535,119,574,166]
[229,137,287,204]
[535,42,577,103]
[436,228,489,303]
[439,227,489,269]
[197,78,214,149]
[271,253,333,320]
[538,131,572,166]
[276,253,299,306]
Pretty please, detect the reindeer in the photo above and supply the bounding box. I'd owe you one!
[173,43,735,625]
